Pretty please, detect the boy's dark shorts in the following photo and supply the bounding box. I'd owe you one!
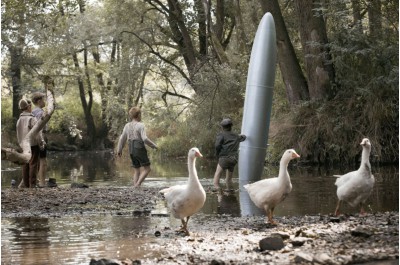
[39,147,47,158]
[218,156,237,172]
[129,140,150,168]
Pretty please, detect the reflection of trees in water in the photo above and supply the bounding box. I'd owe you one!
[0,161,23,187]
[152,157,216,179]
[370,166,399,212]
[4,217,50,263]
[218,192,241,217]
[110,216,151,236]
[151,157,188,178]
[47,151,116,184]
[81,151,115,182]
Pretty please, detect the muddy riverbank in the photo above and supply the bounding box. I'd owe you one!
[2,187,398,264]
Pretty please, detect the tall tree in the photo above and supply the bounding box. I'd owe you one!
[232,0,249,53]
[141,0,235,92]
[194,0,207,56]
[367,0,382,38]
[351,0,364,34]
[259,0,310,105]
[2,1,29,125]
[202,0,230,64]
[68,1,97,147]
[92,45,109,141]
[8,46,23,126]
[294,0,335,100]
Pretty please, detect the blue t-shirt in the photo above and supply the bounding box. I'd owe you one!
[32,107,47,132]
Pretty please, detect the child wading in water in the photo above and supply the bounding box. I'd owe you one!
[117,107,158,187]
[213,118,246,191]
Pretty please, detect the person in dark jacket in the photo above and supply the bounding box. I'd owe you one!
[213,118,246,190]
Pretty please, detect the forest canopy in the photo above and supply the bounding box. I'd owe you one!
[1,0,398,164]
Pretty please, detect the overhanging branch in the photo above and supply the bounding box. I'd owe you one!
[120,30,192,86]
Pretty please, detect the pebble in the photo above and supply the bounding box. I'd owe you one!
[270,232,290,240]
[329,217,341,223]
[71,182,89,188]
[210,259,225,265]
[294,252,313,263]
[351,226,373,238]
[89,259,120,265]
[290,236,311,247]
[259,236,285,251]
[313,252,337,265]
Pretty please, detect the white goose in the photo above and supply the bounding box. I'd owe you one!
[334,138,375,216]
[160,147,206,235]
[244,149,300,225]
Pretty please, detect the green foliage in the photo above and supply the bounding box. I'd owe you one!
[269,0,399,164]
[48,99,82,133]
[270,69,291,118]
[46,93,102,146]
[1,97,14,132]
[156,120,214,157]
[270,82,398,165]
[146,62,247,157]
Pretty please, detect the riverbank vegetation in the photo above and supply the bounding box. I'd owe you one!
[1,0,398,164]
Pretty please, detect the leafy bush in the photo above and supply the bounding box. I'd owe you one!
[1,97,13,131]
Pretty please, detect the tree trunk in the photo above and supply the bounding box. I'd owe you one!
[92,46,110,141]
[167,0,197,74]
[351,0,364,34]
[367,0,382,38]
[72,52,96,147]
[259,0,310,104]
[294,0,335,100]
[135,70,148,106]
[215,0,225,41]
[83,47,96,147]
[194,0,207,56]
[7,4,27,127]
[10,46,23,126]
[202,0,229,64]
[233,0,249,53]
[120,38,132,109]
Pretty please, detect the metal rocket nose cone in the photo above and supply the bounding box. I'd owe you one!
[246,13,277,88]
[239,12,277,184]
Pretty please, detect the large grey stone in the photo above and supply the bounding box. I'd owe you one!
[259,236,285,251]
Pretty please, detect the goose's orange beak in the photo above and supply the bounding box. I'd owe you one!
[196,151,203,158]
[292,153,300,158]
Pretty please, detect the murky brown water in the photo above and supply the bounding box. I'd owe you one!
[1,216,168,264]
[1,150,398,264]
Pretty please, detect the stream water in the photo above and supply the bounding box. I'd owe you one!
[1,150,398,264]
